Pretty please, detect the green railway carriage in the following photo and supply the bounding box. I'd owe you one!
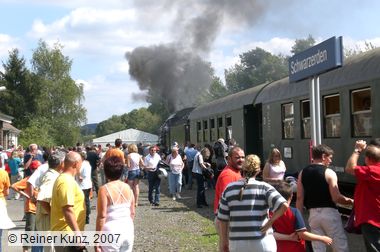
[162,48,380,195]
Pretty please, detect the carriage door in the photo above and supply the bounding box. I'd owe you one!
[244,104,263,158]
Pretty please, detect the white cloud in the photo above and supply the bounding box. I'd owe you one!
[27,7,171,59]
[82,74,148,123]
[0,0,131,9]
[0,34,20,58]
[233,37,295,56]
[343,36,380,52]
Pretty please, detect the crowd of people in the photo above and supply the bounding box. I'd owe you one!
[0,137,378,252]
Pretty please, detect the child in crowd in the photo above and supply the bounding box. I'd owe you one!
[11,160,41,252]
[272,181,333,252]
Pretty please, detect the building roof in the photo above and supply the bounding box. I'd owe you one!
[92,128,159,144]
[0,112,13,124]
[3,122,21,134]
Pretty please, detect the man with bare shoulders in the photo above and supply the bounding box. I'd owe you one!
[296,144,353,252]
[214,146,245,251]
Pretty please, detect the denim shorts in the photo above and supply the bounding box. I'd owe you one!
[128,169,140,180]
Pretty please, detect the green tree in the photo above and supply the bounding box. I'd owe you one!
[19,117,55,147]
[122,108,162,134]
[198,76,229,104]
[291,35,316,55]
[0,49,36,128]
[95,115,125,137]
[225,47,288,93]
[29,40,86,146]
[95,108,163,137]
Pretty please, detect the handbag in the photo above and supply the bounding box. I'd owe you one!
[197,154,214,179]
[344,207,361,234]
[202,167,214,180]
[138,169,145,179]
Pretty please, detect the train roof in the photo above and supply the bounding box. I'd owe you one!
[188,83,268,120]
[162,107,195,127]
[189,48,380,120]
[256,48,380,104]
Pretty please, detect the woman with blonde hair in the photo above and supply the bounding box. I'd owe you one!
[126,144,144,207]
[166,145,184,201]
[263,148,286,184]
[218,154,288,252]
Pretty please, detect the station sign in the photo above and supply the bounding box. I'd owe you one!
[289,36,343,82]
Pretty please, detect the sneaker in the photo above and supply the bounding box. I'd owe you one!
[153,203,160,206]
[176,193,182,199]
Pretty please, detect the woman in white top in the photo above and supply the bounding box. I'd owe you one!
[192,147,211,208]
[166,146,184,201]
[263,148,286,185]
[96,156,135,252]
[126,144,144,207]
[77,151,93,224]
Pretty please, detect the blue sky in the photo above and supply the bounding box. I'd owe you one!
[1,0,380,124]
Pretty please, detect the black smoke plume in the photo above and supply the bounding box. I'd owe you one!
[126,44,212,112]
[127,0,294,113]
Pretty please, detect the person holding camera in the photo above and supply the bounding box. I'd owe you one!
[23,144,44,177]
[192,147,211,208]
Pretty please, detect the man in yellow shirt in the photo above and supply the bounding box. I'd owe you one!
[51,151,85,251]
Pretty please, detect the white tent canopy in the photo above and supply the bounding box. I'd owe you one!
[92,128,159,146]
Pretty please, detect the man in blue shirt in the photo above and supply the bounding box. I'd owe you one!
[184,143,197,189]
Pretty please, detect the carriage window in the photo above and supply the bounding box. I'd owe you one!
[203,120,208,130]
[197,121,201,131]
[301,100,310,139]
[210,118,216,142]
[324,94,341,138]
[197,121,202,142]
[218,117,223,127]
[282,103,294,139]
[203,120,208,142]
[226,116,232,140]
[351,88,371,137]
[226,117,232,127]
[218,117,224,139]
[210,118,215,129]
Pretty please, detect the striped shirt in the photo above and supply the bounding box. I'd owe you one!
[217,178,286,240]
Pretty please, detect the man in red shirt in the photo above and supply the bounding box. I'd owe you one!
[346,139,380,252]
[214,146,244,251]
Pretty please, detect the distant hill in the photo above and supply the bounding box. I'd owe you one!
[81,123,98,135]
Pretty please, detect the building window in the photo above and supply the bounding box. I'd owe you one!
[351,88,371,137]
[324,94,341,138]
[301,100,310,139]
[282,103,294,139]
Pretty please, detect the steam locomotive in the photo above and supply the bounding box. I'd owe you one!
[160,48,380,197]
